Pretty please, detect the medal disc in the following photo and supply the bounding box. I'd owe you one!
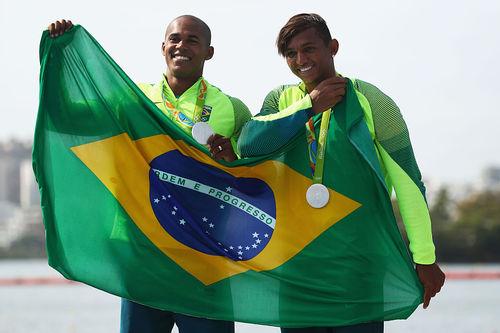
[306,183,330,208]
[191,122,214,144]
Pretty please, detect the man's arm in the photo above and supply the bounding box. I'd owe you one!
[207,96,251,162]
[356,79,445,308]
[238,78,346,157]
[237,86,314,157]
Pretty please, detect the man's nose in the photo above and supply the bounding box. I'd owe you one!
[175,40,187,49]
[296,52,307,65]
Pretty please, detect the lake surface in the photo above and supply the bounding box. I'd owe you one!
[1,260,499,332]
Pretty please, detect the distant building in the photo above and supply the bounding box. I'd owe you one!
[0,140,43,250]
[0,157,20,204]
[0,202,43,249]
[0,140,32,205]
[0,201,23,248]
[481,166,500,191]
[20,159,40,208]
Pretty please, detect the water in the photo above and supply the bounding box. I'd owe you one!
[1,260,499,333]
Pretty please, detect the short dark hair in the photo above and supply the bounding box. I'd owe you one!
[166,15,212,46]
[276,13,332,56]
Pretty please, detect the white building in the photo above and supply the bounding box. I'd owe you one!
[20,159,40,208]
[0,140,32,205]
[0,201,23,248]
[0,140,43,249]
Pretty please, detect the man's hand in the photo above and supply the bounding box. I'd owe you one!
[207,134,237,162]
[416,263,446,309]
[309,77,347,114]
[48,19,73,38]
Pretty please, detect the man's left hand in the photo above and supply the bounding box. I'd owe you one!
[207,134,237,162]
[416,263,446,309]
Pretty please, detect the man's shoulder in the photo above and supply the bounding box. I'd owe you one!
[137,81,162,103]
[257,84,303,114]
[264,83,302,103]
[352,78,394,98]
[351,78,398,108]
[136,82,156,91]
[204,80,230,101]
[267,83,300,96]
[204,80,249,111]
[352,78,381,95]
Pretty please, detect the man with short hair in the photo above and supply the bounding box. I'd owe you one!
[48,15,251,333]
[238,13,445,333]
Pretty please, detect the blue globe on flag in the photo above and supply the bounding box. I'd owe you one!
[149,150,276,261]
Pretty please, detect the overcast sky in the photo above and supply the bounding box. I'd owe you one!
[1,0,499,184]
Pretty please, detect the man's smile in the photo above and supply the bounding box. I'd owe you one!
[297,65,313,73]
[171,53,192,62]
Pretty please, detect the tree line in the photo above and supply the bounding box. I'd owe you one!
[394,187,500,262]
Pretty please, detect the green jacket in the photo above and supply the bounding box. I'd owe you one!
[238,79,435,264]
[139,76,251,154]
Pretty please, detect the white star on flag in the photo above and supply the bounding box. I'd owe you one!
[173,206,178,210]
[238,246,242,249]
[225,186,232,192]
[154,198,160,204]
[252,244,258,248]
[264,234,269,238]
[256,239,261,244]
[171,211,176,215]
[245,246,250,250]
[220,204,225,209]
[237,251,243,255]
[202,217,208,222]
[179,219,186,225]
[252,232,259,238]
[209,223,214,228]
[161,195,166,200]
[229,246,234,250]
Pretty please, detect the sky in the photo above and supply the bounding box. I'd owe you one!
[1,0,499,184]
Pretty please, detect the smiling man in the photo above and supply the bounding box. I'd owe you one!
[48,15,251,333]
[137,16,251,163]
[238,13,445,333]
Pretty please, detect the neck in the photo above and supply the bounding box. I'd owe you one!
[164,72,200,96]
[304,82,318,94]
[305,68,337,93]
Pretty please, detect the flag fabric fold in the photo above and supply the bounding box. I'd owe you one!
[34,25,422,327]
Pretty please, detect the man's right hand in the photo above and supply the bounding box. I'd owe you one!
[48,20,73,38]
[309,77,347,114]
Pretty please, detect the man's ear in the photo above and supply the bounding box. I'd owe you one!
[161,41,166,56]
[330,39,339,57]
[205,46,214,60]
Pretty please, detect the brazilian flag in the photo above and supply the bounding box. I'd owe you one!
[34,26,422,327]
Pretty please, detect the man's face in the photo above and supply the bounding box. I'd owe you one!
[284,28,338,88]
[162,17,213,80]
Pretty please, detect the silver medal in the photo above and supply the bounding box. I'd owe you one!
[191,122,214,144]
[306,183,330,208]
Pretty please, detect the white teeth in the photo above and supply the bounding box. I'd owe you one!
[298,66,312,72]
[174,55,190,61]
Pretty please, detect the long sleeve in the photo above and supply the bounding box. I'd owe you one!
[356,79,436,264]
[238,85,314,157]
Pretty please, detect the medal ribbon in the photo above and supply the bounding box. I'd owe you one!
[161,79,208,131]
[305,109,332,184]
